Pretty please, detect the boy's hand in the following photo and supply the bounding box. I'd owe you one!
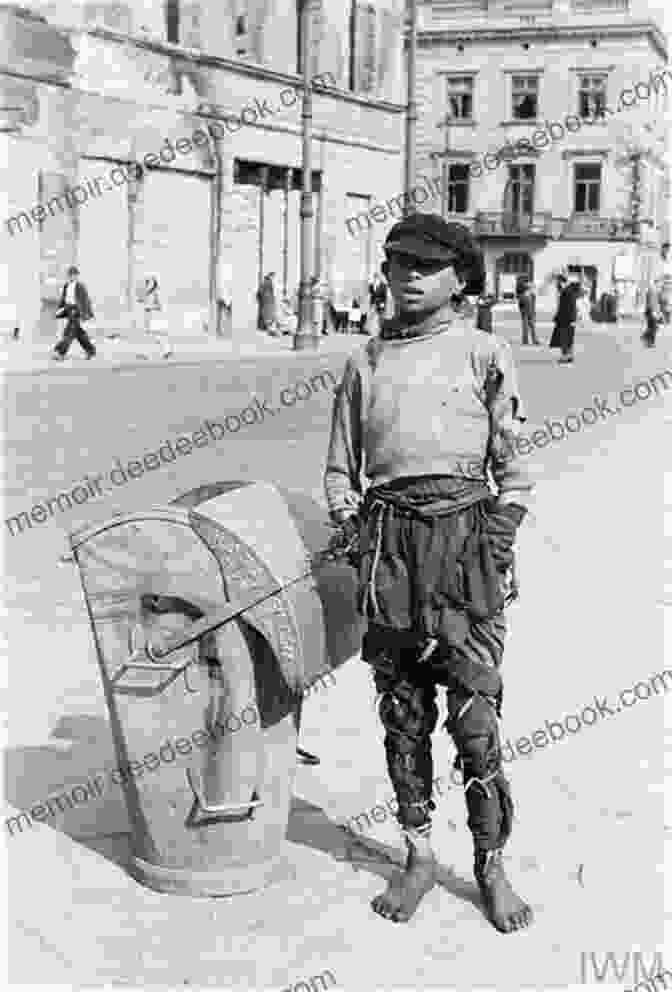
[501,563,519,606]
[327,513,360,565]
[485,502,527,571]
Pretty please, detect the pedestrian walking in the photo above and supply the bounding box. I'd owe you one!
[53,265,96,361]
[515,275,540,345]
[325,213,534,933]
[549,273,578,364]
[257,272,278,335]
[642,282,662,348]
[140,276,171,359]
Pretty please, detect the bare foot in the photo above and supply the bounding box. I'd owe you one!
[475,850,533,933]
[371,845,436,923]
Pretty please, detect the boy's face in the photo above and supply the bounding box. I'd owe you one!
[385,250,464,323]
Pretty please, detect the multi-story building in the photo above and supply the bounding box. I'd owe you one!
[1,1,406,343]
[412,0,670,311]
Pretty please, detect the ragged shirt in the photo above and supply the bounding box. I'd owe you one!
[324,304,534,518]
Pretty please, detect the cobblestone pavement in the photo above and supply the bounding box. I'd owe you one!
[2,319,670,989]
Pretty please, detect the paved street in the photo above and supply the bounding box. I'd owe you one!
[2,316,671,989]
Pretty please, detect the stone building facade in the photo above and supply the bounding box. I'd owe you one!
[1,1,406,342]
[412,0,670,311]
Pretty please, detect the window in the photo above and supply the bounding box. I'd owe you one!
[445,164,469,213]
[507,164,535,216]
[578,74,607,119]
[511,75,539,120]
[574,163,601,213]
[309,0,324,79]
[297,1,324,75]
[349,3,376,94]
[501,253,532,276]
[446,76,474,120]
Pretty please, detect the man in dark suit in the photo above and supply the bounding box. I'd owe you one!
[53,265,96,360]
[515,275,540,346]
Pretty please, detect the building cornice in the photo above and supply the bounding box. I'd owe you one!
[0,66,401,158]
[417,20,668,61]
[23,17,405,116]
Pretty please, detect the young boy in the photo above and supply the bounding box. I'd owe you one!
[324,214,534,932]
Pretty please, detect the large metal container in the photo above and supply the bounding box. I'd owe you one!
[69,481,362,897]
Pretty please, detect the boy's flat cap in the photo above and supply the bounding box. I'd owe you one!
[384,214,474,263]
[384,213,485,295]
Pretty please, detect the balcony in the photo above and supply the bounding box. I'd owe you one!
[562,215,636,240]
[474,211,552,238]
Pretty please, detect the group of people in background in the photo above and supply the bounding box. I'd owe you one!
[476,270,585,364]
[50,269,170,361]
[255,270,389,338]
[42,242,671,362]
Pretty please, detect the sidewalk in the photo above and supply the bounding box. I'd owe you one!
[0,328,361,374]
[1,311,647,374]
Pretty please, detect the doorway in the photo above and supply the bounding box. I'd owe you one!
[495,252,533,300]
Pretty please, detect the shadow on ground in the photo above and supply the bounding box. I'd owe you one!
[287,795,482,914]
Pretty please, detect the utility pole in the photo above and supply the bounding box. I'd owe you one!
[404,0,418,217]
[294,0,317,350]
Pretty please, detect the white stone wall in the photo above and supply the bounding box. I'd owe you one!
[1,2,405,341]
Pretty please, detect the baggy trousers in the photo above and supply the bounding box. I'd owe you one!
[55,307,95,357]
[365,622,514,853]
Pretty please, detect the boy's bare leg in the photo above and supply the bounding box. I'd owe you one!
[475,849,533,933]
[371,831,437,923]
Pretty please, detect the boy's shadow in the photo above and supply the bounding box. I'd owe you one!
[287,796,482,913]
[6,719,482,919]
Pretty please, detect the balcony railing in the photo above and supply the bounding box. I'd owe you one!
[474,211,552,238]
[563,215,636,239]
[572,0,628,11]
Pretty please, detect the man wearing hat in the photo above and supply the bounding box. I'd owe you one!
[324,213,534,932]
[53,265,96,361]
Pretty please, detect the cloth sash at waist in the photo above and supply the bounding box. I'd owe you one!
[358,476,505,693]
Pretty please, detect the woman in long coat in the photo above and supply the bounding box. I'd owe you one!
[549,275,578,363]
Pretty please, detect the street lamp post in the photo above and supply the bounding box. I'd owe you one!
[294,0,317,350]
[404,0,418,216]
